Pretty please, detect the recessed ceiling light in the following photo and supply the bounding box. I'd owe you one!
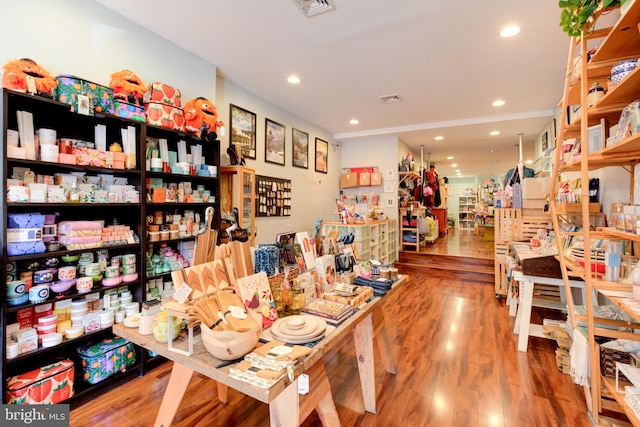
[492,100,505,107]
[434,136,444,141]
[455,169,460,173]
[490,131,500,136]
[500,26,521,38]
[349,119,359,125]
[451,163,457,167]
[489,160,498,164]
[525,159,534,164]
[287,76,301,84]
[446,156,454,160]
[457,172,462,176]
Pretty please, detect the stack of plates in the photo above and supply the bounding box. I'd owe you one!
[270,315,327,344]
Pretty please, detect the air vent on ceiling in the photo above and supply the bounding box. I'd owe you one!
[292,0,337,18]
[379,94,402,104]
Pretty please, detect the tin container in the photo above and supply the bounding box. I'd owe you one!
[33,269,54,285]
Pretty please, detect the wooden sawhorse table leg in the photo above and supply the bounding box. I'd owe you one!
[513,276,535,352]
[270,360,340,426]
[153,362,229,427]
[353,307,397,414]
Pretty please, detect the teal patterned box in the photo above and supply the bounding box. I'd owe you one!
[77,336,136,384]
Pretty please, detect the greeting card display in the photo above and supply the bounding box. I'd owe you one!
[296,231,316,271]
[315,255,336,293]
[236,271,278,327]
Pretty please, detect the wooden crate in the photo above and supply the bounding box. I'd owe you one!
[495,208,522,242]
[533,283,562,301]
[494,242,509,296]
[521,214,553,241]
[555,202,601,213]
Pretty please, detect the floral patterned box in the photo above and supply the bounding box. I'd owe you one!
[6,359,75,404]
[77,336,136,384]
[114,100,146,122]
[55,75,114,115]
[74,147,106,167]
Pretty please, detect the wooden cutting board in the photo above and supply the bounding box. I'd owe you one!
[229,240,253,279]
[216,290,258,332]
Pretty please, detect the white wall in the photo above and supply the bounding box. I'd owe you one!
[1,0,339,246]
[340,136,399,220]
[215,78,339,244]
[0,0,217,101]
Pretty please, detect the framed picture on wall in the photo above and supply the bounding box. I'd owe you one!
[541,131,548,152]
[230,104,257,159]
[292,128,309,169]
[265,118,285,165]
[315,138,328,173]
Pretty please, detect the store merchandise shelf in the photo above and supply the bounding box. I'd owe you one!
[6,243,141,262]
[5,279,141,314]
[5,327,114,365]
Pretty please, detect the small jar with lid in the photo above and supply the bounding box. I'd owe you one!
[587,82,605,107]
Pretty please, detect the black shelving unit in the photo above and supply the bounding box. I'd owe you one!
[0,89,219,405]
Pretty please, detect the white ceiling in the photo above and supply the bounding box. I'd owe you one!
[96,0,571,179]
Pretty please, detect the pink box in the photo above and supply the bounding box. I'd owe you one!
[59,153,77,165]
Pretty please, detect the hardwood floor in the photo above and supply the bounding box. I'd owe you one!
[70,270,602,427]
[403,227,495,259]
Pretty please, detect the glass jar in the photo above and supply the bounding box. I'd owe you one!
[587,82,605,107]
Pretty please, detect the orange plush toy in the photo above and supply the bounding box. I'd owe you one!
[2,58,58,97]
[109,69,147,105]
[184,97,224,142]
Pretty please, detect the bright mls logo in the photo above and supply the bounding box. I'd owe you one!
[2,405,69,426]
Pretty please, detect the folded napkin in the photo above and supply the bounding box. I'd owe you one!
[570,328,589,386]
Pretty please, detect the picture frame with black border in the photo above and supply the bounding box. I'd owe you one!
[315,138,328,173]
[265,118,285,165]
[230,104,257,159]
[292,128,309,169]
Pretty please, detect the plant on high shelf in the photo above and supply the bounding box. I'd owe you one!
[559,0,621,37]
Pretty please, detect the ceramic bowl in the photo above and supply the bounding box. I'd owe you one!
[61,254,80,263]
[6,280,26,298]
[7,293,29,306]
[50,279,76,293]
[612,58,638,75]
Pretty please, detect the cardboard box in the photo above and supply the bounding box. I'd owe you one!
[522,199,546,210]
[522,177,551,199]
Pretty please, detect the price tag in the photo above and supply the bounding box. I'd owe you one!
[173,282,192,304]
[26,75,37,95]
[298,374,309,394]
[77,94,90,116]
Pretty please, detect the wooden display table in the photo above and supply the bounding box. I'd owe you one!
[114,275,407,426]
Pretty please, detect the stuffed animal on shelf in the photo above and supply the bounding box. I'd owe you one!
[2,58,58,97]
[184,97,224,142]
[109,69,147,105]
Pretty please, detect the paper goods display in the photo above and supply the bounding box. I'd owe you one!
[229,340,313,389]
[236,272,278,328]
